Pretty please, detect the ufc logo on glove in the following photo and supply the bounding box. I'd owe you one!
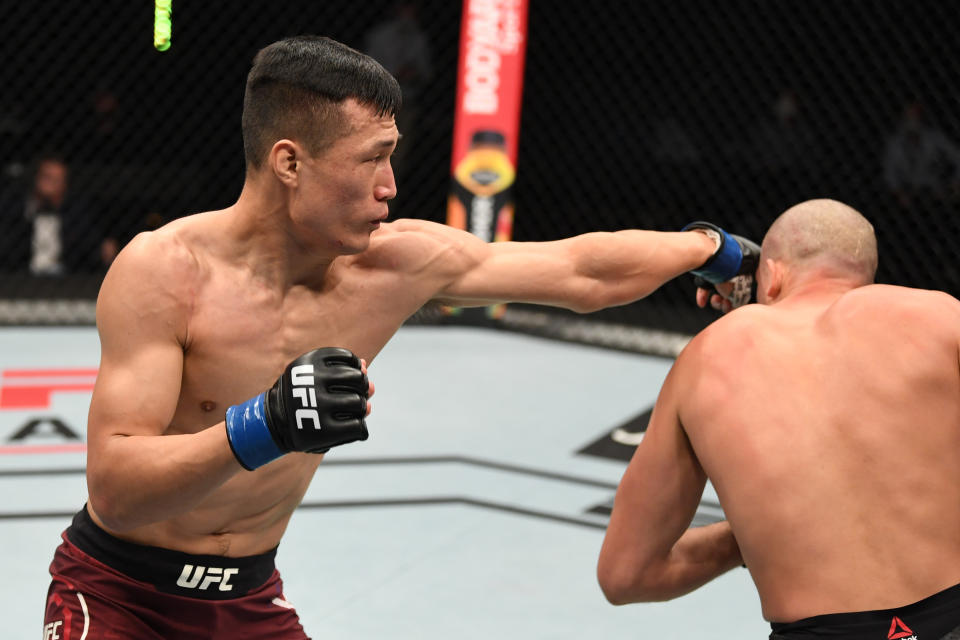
[225,347,370,470]
[291,364,321,429]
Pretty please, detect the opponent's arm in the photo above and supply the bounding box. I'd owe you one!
[425,221,754,313]
[596,351,742,604]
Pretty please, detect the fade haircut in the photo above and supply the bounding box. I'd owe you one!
[761,199,878,283]
[241,35,402,168]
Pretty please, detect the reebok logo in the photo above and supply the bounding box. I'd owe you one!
[176,564,239,591]
[888,616,916,640]
[291,364,321,430]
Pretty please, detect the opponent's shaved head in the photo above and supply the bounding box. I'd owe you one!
[762,199,878,283]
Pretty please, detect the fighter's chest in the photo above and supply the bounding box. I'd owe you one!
[175,275,409,412]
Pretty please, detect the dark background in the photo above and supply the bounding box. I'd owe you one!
[2,1,958,334]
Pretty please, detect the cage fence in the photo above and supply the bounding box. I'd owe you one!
[1,1,958,350]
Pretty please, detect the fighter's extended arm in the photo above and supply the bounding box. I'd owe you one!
[425,221,739,312]
[597,353,742,604]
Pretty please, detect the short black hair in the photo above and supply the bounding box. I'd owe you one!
[241,35,402,168]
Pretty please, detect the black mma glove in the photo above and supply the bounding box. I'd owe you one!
[225,347,369,470]
[682,221,761,308]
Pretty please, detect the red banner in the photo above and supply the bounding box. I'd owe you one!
[447,0,529,246]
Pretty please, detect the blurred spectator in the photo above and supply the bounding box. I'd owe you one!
[364,1,433,188]
[0,102,29,187]
[91,86,121,138]
[71,84,125,163]
[744,87,817,172]
[884,101,960,208]
[0,153,115,275]
[649,116,701,164]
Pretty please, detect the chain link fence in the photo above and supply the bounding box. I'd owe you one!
[516,0,960,337]
[1,2,959,344]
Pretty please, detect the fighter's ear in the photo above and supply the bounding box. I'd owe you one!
[763,258,783,302]
[269,139,300,187]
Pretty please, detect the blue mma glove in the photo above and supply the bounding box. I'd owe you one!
[225,347,369,470]
[682,221,760,308]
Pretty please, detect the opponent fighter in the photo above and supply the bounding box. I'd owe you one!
[43,36,756,638]
[598,199,960,639]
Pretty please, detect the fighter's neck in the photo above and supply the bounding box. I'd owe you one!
[219,188,339,290]
[772,277,863,308]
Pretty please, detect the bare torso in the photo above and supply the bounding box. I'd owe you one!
[681,284,960,621]
[89,212,452,556]
[85,201,715,559]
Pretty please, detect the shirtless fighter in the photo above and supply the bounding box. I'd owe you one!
[43,36,757,638]
[598,199,960,639]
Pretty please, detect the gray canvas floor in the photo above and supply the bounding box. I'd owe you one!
[0,325,767,638]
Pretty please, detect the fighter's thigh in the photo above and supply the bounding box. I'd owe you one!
[44,578,162,640]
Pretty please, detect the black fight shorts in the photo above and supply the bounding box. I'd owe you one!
[770,582,960,640]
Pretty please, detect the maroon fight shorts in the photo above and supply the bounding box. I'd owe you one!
[43,506,310,639]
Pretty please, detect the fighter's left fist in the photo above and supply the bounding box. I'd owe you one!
[683,221,760,309]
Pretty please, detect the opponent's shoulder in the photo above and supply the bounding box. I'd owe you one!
[683,304,772,361]
[840,284,960,323]
[852,283,959,304]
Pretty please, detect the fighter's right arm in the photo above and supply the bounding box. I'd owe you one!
[86,232,243,532]
[597,340,743,604]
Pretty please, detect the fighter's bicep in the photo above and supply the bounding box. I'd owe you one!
[88,338,184,441]
[87,240,191,442]
[439,240,579,305]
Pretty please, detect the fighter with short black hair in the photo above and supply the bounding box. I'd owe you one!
[43,35,756,638]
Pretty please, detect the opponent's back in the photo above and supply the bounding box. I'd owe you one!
[682,284,960,621]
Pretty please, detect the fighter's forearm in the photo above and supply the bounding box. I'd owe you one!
[568,230,714,312]
[656,521,744,599]
[87,424,242,532]
[601,521,742,605]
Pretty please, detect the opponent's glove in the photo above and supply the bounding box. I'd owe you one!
[682,221,760,308]
[225,347,369,470]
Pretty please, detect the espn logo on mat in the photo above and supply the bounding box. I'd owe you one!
[176,564,239,591]
[291,364,321,430]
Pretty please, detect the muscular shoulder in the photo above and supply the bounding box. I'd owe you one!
[663,304,786,433]
[848,283,960,307]
[681,304,772,366]
[360,218,483,276]
[836,284,960,330]
[845,285,960,346]
[108,225,201,294]
[97,220,204,341]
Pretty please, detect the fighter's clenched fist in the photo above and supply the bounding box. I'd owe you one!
[225,347,371,470]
